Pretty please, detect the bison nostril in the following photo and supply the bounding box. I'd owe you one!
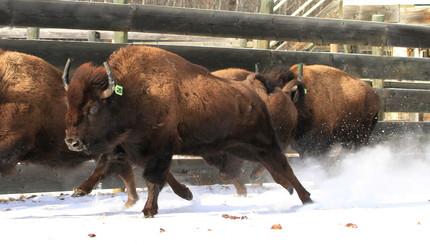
[65,137,83,151]
[65,138,74,144]
[71,141,80,148]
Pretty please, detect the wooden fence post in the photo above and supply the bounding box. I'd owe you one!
[256,0,273,49]
[113,0,128,44]
[330,0,342,53]
[112,1,126,194]
[26,27,39,40]
[371,14,385,120]
[88,31,100,42]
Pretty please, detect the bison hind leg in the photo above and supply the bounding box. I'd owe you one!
[0,133,34,176]
[203,153,247,197]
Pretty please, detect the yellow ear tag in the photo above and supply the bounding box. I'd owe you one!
[114,85,123,96]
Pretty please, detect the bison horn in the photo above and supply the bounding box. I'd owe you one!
[291,85,298,92]
[62,58,72,91]
[101,61,116,99]
[297,63,304,83]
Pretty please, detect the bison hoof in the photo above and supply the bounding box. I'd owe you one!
[175,187,193,201]
[124,199,138,208]
[249,173,260,181]
[287,187,294,195]
[143,209,157,218]
[237,191,247,198]
[183,190,193,201]
[71,188,88,198]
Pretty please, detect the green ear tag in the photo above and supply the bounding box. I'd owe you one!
[304,88,308,94]
[114,85,123,96]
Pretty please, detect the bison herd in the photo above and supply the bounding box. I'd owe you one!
[0,46,379,217]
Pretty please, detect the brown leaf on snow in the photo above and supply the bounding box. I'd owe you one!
[160,228,166,233]
[345,223,358,228]
[88,233,96,238]
[271,224,283,230]
[221,214,248,220]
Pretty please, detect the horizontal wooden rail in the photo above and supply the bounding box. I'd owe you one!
[1,39,430,81]
[376,88,430,113]
[364,80,430,90]
[1,122,429,194]
[1,0,430,48]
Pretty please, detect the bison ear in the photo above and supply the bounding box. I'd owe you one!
[254,74,277,94]
[278,70,295,88]
[62,58,73,91]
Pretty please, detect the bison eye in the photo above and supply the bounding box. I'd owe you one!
[89,104,99,115]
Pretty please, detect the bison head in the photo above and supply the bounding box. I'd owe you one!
[63,60,123,155]
[257,65,306,103]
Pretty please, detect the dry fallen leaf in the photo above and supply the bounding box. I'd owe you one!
[221,214,248,220]
[271,224,283,230]
[160,228,166,233]
[88,233,96,238]
[345,223,358,228]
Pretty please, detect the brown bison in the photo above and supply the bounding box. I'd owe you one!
[210,68,298,191]
[261,64,380,157]
[0,49,192,207]
[63,45,312,217]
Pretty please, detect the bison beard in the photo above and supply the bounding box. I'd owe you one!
[64,45,312,217]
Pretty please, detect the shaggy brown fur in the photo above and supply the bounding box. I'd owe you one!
[212,68,297,150]
[0,50,191,207]
[65,45,312,217]
[0,49,81,176]
[263,64,380,157]
[211,68,298,186]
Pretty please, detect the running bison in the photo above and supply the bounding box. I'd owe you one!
[211,68,298,188]
[63,45,312,217]
[261,64,380,157]
[0,49,192,207]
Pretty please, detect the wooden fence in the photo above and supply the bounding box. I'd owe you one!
[2,0,430,48]
[0,0,430,194]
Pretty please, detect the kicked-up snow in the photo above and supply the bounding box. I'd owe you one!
[1,144,430,245]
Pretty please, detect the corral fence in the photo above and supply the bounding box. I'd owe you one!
[0,0,430,194]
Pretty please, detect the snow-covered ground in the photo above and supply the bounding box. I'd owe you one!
[1,144,430,245]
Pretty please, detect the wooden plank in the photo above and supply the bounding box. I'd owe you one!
[377,88,430,113]
[1,121,430,194]
[270,49,430,81]
[383,81,430,90]
[2,39,430,81]
[400,7,430,25]
[343,5,401,22]
[0,158,271,195]
[2,0,430,48]
[0,28,240,43]
[373,121,430,135]
[343,5,430,25]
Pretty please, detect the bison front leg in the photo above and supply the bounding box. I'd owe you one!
[203,153,247,197]
[261,150,312,204]
[143,180,161,218]
[72,154,110,197]
[72,152,140,208]
[117,163,139,208]
[166,172,193,201]
[141,153,172,218]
